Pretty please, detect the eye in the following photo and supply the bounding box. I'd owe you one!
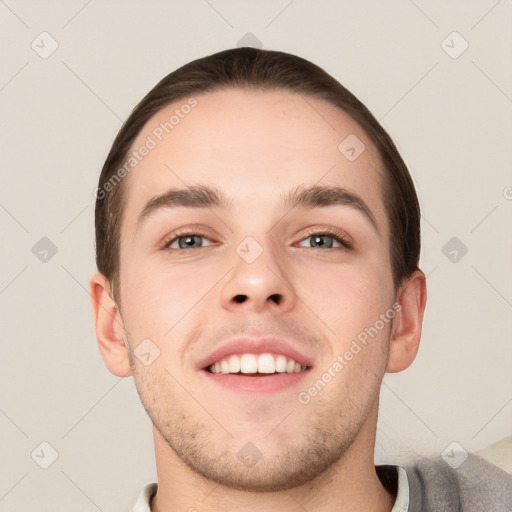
[164,231,214,250]
[297,230,352,250]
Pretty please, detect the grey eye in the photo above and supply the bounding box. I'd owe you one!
[298,234,342,249]
[168,235,213,250]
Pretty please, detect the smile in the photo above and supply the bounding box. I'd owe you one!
[207,352,308,374]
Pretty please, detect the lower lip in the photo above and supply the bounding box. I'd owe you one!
[202,369,311,394]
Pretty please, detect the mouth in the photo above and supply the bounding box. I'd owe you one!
[201,352,311,393]
[197,336,313,393]
[205,352,309,375]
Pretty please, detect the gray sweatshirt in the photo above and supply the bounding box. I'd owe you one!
[404,453,512,511]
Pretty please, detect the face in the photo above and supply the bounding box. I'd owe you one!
[116,89,397,491]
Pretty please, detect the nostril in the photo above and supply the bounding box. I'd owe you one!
[232,294,281,304]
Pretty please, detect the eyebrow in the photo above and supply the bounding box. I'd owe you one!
[136,184,379,232]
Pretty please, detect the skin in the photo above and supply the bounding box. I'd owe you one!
[90,88,426,512]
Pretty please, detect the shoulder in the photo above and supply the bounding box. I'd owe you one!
[403,453,512,512]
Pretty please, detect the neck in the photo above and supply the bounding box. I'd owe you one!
[150,408,396,512]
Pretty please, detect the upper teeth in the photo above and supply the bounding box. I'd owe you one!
[208,353,307,374]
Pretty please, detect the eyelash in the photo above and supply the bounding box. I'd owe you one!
[162,227,353,251]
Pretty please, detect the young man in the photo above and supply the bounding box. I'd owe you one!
[90,48,512,511]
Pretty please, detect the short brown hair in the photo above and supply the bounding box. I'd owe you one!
[95,47,421,303]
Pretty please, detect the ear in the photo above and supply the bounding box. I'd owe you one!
[386,270,427,373]
[89,273,132,377]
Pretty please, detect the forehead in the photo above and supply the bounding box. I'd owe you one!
[121,88,387,231]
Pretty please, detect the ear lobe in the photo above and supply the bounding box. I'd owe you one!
[386,270,427,373]
[89,273,133,377]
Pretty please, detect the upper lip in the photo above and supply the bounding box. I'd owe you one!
[197,337,314,370]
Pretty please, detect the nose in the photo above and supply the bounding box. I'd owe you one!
[220,238,297,314]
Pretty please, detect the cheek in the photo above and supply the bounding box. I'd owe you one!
[299,256,392,328]
[297,256,394,382]
[302,265,393,402]
[120,257,223,340]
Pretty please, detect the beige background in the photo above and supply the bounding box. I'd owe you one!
[0,1,511,510]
